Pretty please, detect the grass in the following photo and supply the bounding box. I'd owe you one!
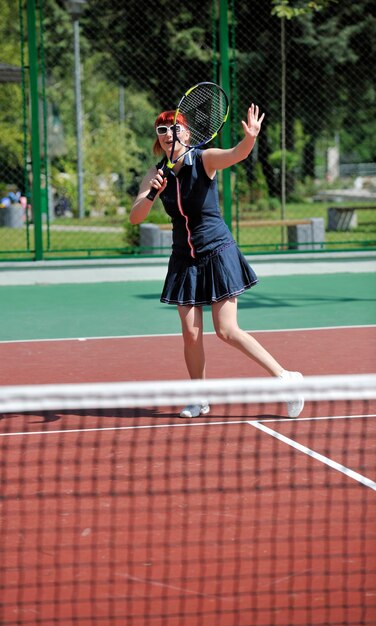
[0,201,375,260]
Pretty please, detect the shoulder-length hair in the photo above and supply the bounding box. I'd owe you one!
[152,110,189,156]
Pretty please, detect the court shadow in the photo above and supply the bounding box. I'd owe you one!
[237,290,376,310]
[0,410,284,425]
[0,412,61,424]
[135,290,375,313]
[137,293,163,300]
[21,408,180,421]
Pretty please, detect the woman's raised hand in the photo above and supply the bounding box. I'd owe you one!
[241,103,265,139]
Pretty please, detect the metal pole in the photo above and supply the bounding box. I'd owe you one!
[119,84,125,123]
[26,0,43,260]
[219,0,232,233]
[281,16,287,244]
[73,18,84,218]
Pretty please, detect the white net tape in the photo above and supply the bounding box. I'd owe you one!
[1,374,375,413]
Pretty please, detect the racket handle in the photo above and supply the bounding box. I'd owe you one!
[146,164,169,201]
[146,186,158,202]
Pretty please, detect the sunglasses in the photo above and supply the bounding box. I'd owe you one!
[156,124,183,136]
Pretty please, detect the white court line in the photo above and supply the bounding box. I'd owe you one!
[2,414,375,490]
[0,324,374,344]
[0,419,248,437]
[253,413,376,424]
[249,420,376,491]
[1,413,375,436]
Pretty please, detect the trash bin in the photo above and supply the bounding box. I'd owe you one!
[3,203,24,228]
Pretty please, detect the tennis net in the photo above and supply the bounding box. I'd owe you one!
[0,374,375,626]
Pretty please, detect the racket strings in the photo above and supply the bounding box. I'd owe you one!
[178,84,228,147]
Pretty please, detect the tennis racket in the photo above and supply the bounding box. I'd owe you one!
[146,81,229,201]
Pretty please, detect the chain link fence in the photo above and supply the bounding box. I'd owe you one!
[0,0,375,260]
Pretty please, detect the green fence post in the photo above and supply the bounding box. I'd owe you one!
[219,0,232,232]
[27,0,43,260]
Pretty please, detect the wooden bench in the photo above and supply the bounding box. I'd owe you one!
[236,218,325,250]
[232,219,310,228]
[327,205,376,231]
[160,219,311,230]
[158,217,325,251]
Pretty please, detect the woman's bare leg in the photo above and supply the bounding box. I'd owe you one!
[178,305,206,379]
[212,298,284,376]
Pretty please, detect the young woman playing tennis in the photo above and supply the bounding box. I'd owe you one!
[130,103,304,418]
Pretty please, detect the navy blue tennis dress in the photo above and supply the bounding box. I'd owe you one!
[158,149,258,306]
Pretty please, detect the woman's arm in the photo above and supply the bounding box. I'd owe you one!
[129,167,167,224]
[202,103,265,178]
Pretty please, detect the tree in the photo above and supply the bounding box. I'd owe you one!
[232,0,375,196]
[0,0,24,191]
[290,2,376,175]
[81,0,214,109]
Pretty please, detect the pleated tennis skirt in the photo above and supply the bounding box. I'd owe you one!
[160,241,258,306]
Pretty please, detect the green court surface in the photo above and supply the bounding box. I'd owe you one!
[0,272,375,342]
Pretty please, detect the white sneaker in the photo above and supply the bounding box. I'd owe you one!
[179,403,210,418]
[279,371,304,418]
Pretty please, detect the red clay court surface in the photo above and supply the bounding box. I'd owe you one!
[1,326,375,625]
[0,325,375,385]
[1,409,375,625]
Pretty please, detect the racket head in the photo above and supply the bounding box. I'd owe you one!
[174,82,229,149]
